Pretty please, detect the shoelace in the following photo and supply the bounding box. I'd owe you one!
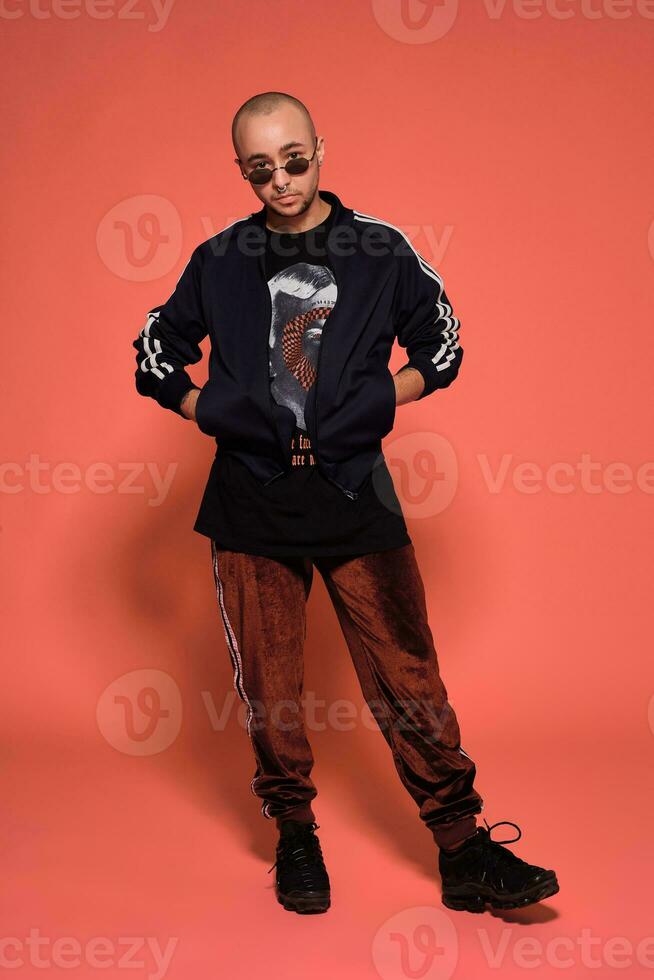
[267,822,325,881]
[475,819,526,883]
[482,818,522,845]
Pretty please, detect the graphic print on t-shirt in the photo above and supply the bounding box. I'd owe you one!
[267,262,337,467]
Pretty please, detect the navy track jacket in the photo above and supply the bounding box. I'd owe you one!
[132,189,463,499]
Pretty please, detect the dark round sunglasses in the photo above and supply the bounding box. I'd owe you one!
[240,137,318,185]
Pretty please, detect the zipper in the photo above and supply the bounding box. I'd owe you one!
[330,477,358,500]
[306,238,360,500]
[258,242,291,476]
[263,471,285,486]
[305,328,359,499]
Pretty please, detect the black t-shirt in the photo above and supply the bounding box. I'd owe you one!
[193,202,411,558]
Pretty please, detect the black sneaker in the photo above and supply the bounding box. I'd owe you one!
[439,818,559,913]
[267,820,331,914]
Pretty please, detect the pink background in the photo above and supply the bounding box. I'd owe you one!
[3,1,653,977]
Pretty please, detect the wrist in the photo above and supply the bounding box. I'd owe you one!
[179,386,200,420]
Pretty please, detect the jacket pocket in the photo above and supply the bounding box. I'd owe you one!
[320,369,396,451]
[195,380,220,436]
[194,376,279,451]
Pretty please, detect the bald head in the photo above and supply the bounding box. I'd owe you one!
[232,91,316,158]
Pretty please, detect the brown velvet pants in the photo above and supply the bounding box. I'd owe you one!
[210,539,484,850]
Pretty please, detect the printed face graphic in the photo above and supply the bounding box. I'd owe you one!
[268,262,337,430]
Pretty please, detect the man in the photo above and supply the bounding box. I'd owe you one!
[132,91,559,916]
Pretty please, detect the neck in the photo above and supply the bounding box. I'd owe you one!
[265,192,331,234]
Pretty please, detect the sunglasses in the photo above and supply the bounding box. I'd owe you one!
[240,136,319,185]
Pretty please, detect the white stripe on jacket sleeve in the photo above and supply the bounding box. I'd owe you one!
[353,210,461,396]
